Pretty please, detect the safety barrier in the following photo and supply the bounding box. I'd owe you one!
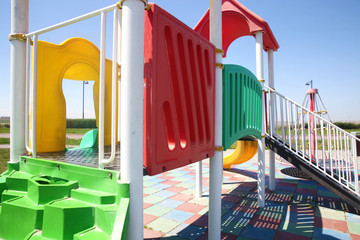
[143,4,216,175]
[264,85,359,198]
[222,64,262,150]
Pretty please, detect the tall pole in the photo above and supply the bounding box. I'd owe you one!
[255,31,265,208]
[10,0,28,163]
[82,81,85,119]
[120,0,145,239]
[209,0,223,239]
[268,49,275,191]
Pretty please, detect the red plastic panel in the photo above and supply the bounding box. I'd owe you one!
[143,4,216,176]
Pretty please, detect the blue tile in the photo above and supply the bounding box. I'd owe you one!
[154,190,177,198]
[152,183,171,190]
[163,209,194,222]
[146,177,167,183]
[240,225,276,240]
[313,227,351,240]
[158,198,184,209]
[345,212,360,223]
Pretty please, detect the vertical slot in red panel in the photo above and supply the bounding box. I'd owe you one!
[204,49,212,88]
[197,45,211,144]
[177,33,195,146]
[163,101,176,151]
[188,39,204,145]
[164,26,187,149]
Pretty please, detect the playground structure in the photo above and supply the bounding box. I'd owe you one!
[3,0,360,240]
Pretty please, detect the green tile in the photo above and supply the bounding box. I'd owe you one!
[144,205,172,217]
[144,195,166,204]
[146,217,180,233]
[315,207,346,221]
[143,187,161,195]
[189,197,209,206]
[198,206,209,215]
[181,189,195,196]
[175,182,195,189]
[172,177,190,182]
[143,181,158,187]
[348,221,360,235]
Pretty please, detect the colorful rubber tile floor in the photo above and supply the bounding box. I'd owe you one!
[143,151,360,240]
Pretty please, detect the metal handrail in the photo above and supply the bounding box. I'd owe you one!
[264,85,359,196]
[24,4,120,168]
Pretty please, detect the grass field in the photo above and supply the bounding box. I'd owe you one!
[0,128,10,133]
[66,128,93,134]
[0,149,9,173]
[66,138,81,146]
[0,138,10,144]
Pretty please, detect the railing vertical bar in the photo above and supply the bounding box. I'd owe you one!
[314,116,318,166]
[286,100,291,149]
[301,108,305,158]
[320,119,326,171]
[25,37,31,152]
[31,35,38,158]
[340,131,344,182]
[334,127,339,176]
[345,136,350,187]
[327,124,333,177]
[98,11,107,167]
[274,94,278,137]
[268,90,272,136]
[280,97,284,143]
[307,112,312,164]
[295,105,299,154]
[352,137,359,194]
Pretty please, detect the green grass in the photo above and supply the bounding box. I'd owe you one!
[0,138,10,144]
[0,128,10,133]
[66,128,93,134]
[66,138,82,146]
[0,149,9,173]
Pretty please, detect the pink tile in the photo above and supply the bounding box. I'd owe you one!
[161,180,181,186]
[144,213,158,225]
[143,202,153,209]
[170,193,194,202]
[166,186,187,193]
[185,214,208,227]
[176,202,206,214]
[350,233,360,240]
[314,216,349,233]
[144,228,164,239]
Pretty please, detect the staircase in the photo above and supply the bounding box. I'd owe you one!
[263,85,360,208]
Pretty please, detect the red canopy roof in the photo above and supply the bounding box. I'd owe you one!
[194,0,279,57]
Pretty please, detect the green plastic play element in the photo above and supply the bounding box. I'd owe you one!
[68,129,98,151]
[0,157,129,240]
[222,64,262,150]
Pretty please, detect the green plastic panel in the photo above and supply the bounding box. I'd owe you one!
[0,158,129,240]
[222,64,262,150]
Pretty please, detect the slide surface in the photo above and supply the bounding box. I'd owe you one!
[223,140,257,169]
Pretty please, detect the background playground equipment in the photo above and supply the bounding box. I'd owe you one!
[30,38,117,153]
[221,64,262,168]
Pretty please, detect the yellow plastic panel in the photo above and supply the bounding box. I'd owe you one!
[31,38,118,153]
[223,140,257,169]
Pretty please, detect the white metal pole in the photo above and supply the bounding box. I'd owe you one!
[98,12,106,166]
[255,31,265,208]
[195,161,203,198]
[10,0,28,163]
[120,1,145,239]
[209,0,223,239]
[117,9,122,143]
[268,49,275,191]
[31,35,38,158]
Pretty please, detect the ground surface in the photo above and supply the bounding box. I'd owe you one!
[142,151,360,239]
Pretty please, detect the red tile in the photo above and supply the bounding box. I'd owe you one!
[143,202,153,209]
[170,193,194,202]
[278,181,298,187]
[223,172,235,177]
[188,172,196,176]
[144,213,158,225]
[166,186,187,193]
[295,188,317,195]
[161,180,181,186]
[350,233,360,240]
[144,228,164,239]
[314,216,349,232]
[143,193,150,197]
[158,175,175,180]
[275,231,311,240]
[185,214,208,227]
[176,202,206,214]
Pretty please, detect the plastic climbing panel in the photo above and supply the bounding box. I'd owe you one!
[143,4,216,175]
[222,64,262,150]
[0,158,129,240]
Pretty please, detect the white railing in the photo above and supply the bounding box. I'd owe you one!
[24,4,119,169]
[264,85,359,197]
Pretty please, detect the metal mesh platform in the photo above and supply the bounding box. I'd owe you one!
[36,145,121,171]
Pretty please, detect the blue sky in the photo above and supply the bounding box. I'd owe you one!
[0,0,359,121]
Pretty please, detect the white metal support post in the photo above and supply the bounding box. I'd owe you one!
[10,0,29,163]
[255,31,265,208]
[209,0,223,239]
[195,161,203,198]
[268,49,275,191]
[120,0,145,239]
